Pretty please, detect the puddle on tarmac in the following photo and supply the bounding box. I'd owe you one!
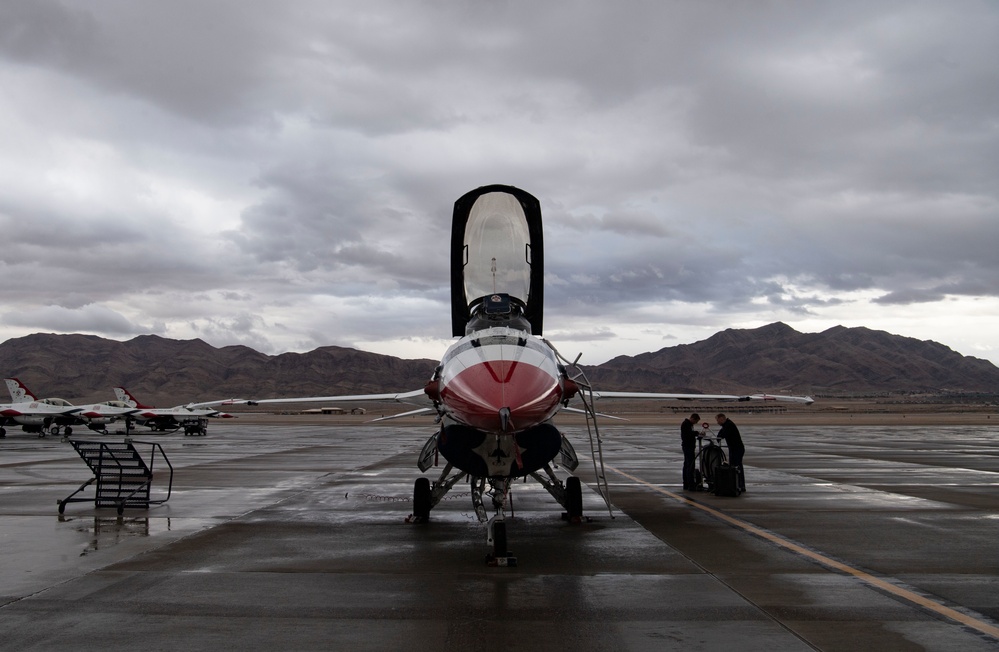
[60,515,173,556]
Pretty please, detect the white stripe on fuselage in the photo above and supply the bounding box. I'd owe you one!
[440,327,559,388]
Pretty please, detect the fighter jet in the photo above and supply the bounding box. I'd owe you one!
[112,387,235,436]
[1,378,137,438]
[230,185,814,560]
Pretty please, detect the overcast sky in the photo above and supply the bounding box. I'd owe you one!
[1,1,997,369]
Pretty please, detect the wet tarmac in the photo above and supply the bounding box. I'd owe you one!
[1,422,997,651]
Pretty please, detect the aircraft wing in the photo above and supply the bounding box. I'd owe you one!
[0,402,84,418]
[136,406,233,419]
[73,404,140,419]
[368,407,436,422]
[182,399,248,410]
[562,406,628,421]
[228,388,433,409]
[589,391,815,405]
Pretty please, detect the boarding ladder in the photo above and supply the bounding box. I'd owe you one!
[548,343,614,519]
[59,440,173,515]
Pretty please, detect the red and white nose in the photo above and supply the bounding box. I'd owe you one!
[437,330,564,432]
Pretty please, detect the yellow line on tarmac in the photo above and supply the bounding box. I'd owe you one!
[607,464,999,641]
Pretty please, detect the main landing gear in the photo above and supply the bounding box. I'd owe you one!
[412,477,432,521]
[46,425,73,439]
[409,427,597,565]
[410,462,586,566]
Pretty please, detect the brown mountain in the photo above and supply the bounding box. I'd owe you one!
[586,322,999,396]
[0,323,997,404]
[0,333,438,406]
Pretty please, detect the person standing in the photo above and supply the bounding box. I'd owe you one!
[681,413,700,490]
[715,413,746,492]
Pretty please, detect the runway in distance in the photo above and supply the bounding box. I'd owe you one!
[229,184,815,561]
[0,377,137,438]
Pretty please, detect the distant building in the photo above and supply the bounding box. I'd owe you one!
[303,407,347,415]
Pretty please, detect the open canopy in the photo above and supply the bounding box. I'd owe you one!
[450,185,544,336]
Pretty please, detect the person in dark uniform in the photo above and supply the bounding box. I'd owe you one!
[715,413,746,492]
[680,413,700,490]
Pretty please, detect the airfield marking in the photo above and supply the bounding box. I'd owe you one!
[606,464,999,642]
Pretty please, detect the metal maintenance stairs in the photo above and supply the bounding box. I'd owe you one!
[59,440,173,515]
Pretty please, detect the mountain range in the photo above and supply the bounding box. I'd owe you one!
[0,322,997,406]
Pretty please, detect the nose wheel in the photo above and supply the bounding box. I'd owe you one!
[486,516,515,566]
[482,478,517,566]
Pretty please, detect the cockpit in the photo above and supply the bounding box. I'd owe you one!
[464,293,533,334]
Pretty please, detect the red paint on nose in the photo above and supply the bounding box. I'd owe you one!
[441,360,562,432]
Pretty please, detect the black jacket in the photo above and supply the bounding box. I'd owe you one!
[681,418,697,447]
[717,419,744,451]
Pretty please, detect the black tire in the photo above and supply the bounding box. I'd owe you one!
[0,427,6,437]
[492,520,508,557]
[64,426,73,437]
[413,477,431,520]
[565,476,583,519]
[701,447,724,488]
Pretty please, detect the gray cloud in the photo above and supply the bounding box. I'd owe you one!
[0,1,997,365]
[2,304,151,336]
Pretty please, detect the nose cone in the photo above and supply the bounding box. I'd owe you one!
[441,358,562,432]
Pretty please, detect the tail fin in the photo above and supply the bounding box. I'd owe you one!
[113,387,154,409]
[5,378,37,403]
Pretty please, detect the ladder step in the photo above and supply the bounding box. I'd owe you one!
[63,440,171,514]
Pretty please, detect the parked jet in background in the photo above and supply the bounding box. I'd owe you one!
[231,184,814,561]
[112,387,234,436]
[1,378,137,438]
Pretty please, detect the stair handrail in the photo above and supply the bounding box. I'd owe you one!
[58,439,174,515]
[130,440,174,505]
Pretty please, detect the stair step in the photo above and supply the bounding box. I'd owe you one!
[65,440,171,513]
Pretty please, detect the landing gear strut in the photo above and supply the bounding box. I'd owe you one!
[478,477,517,566]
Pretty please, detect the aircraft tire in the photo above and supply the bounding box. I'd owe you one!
[64,426,73,437]
[0,427,6,437]
[566,476,583,519]
[413,477,432,520]
[492,520,508,557]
